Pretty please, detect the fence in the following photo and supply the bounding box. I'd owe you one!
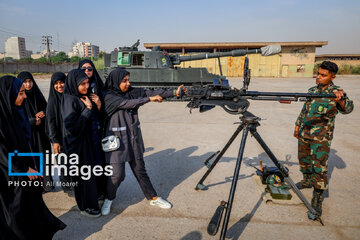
[0,63,78,73]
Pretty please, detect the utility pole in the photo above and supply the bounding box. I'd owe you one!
[42,35,52,62]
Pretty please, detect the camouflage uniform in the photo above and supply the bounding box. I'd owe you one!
[295,83,353,190]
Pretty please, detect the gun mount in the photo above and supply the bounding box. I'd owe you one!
[102,40,281,88]
[175,54,335,239]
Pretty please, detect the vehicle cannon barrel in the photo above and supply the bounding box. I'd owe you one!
[171,45,281,65]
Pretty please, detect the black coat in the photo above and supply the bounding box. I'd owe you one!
[17,72,51,156]
[0,76,66,240]
[45,72,66,145]
[103,69,174,163]
[61,69,104,210]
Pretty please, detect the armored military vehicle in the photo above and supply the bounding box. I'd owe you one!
[102,40,280,88]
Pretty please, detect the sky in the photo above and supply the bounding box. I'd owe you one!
[0,0,359,54]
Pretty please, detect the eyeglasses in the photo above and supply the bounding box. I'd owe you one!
[81,67,93,71]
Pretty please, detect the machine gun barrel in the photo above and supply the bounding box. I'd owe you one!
[172,45,281,65]
[178,84,338,115]
[243,91,337,102]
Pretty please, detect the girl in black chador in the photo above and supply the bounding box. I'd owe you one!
[0,76,66,239]
[17,71,53,191]
[78,59,104,97]
[101,69,182,215]
[45,72,72,192]
[61,69,104,218]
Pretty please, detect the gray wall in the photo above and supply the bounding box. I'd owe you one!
[0,63,78,73]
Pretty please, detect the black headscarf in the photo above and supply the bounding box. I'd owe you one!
[17,71,48,120]
[0,75,66,238]
[0,76,31,164]
[78,59,104,95]
[103,68,146,119]
[64,69,88,97]
[45,72,66,144]
[17,71,51,155]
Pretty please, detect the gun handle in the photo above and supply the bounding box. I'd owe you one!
[207,201,226,236]
[280,100,292,104]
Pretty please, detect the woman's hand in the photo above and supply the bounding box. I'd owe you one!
[80,96,92,110]
[149,95,163,102]
[27,167,41,181]
[35,117,41,125]
[90,93,101,111]
[36,111,45,119]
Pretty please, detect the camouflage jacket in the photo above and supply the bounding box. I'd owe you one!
[295,83,354,141]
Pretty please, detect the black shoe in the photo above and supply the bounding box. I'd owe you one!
[98,195,105,205]
[80,208,101,218]
[296,179,312,189]
[43,185,55,193]
[310,189,324,217]
[62,186,74,193]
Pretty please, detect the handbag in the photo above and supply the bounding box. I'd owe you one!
[101,135,121,152]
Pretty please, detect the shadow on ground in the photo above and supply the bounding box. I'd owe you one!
[53,146,235,240]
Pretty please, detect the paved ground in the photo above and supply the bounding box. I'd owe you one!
[35,76,360,240]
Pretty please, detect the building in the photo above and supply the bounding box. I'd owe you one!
[72,42,99,57]
[5,37,27,59]
[85,43,99,58]
[315,54,360,67]
[144,41,328,77]
[31,49,57,59]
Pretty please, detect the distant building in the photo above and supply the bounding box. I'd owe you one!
[72,42,99,57]
[5,37,27,59]
[144,41,328,77]
[31,49,57,59]
[85,43,99,58]
[315,54,360,66]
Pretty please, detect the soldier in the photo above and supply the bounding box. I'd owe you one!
[294,61,353,219]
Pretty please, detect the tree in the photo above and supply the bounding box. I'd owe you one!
[69,56,81,63]
[51,52,70,63]
[98,51,106,58]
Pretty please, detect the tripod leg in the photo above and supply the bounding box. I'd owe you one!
[219,127,249,240]
[196,122,246,190]
[250,128,323,223]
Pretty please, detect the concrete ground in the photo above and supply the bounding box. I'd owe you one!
[35,76,360,240]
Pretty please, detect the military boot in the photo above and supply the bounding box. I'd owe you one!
[308,188,324,219]
[295,174,312,189]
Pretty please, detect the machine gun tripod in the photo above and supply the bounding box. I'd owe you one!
[196,111,324,240]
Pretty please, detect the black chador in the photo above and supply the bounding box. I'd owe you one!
[61,69,104,214]
[45,72,66,146]
[17,72,53,191]
[78,59,104,96]
[17,72,51,154]
[0,76,66,240]
[102,69,174,201]
[45,72,72,190]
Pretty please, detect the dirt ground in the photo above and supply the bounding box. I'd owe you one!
[35,76,360,240]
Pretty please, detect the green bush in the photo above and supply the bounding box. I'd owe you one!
[314,63,360,75]
[338,64,360,75]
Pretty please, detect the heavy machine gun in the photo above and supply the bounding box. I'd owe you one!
[177,52,338,239]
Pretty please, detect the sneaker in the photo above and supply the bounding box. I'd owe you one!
[101,199,113,216]
[80,208,101,218]
[150,197,172,209]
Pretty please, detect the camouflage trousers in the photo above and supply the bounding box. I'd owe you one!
[298,138,331,190]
